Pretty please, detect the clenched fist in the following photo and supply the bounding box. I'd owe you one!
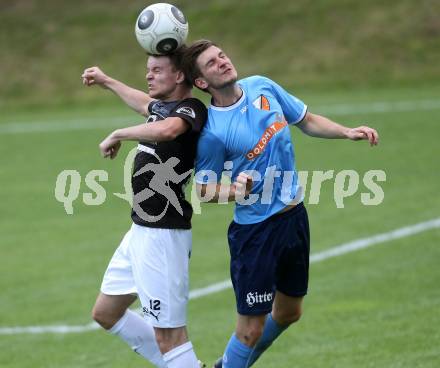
[234,172,253,198]
[81,66,110,88]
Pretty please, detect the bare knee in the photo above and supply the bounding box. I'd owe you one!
[285,309,302,325]
[273,308,302,327]
[154,327,188,354]
[272,294,304,327]
[92,293,135,330]
[236,322,265,347]
[91,304,112,329]
[243,324,265,346]
[156,336,173,354]
[92,304,123,330]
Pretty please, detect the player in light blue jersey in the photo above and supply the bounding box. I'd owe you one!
[195,74,307,225]
[183,40,379,368]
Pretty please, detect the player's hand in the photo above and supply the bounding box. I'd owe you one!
[81,66,109,88]
[99,133,121,159]
[346,126,379,146]
[234,172,253,198]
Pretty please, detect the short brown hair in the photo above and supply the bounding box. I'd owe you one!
[181,39,217,86]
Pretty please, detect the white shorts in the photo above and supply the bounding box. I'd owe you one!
[101,223,192,328]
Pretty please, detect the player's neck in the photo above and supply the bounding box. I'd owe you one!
[211,84,242,107]
[162,86,192,102]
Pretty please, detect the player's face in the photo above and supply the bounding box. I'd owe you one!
[195,46,238,90]
[146,56,181,100]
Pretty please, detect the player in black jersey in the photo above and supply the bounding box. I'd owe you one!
[82,46,207,368]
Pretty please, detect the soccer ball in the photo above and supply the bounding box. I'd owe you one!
[135,3,188,55]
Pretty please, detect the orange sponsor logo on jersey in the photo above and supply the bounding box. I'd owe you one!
[246,115,288,160]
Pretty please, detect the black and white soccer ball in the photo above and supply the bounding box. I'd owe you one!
[135,3,188,55]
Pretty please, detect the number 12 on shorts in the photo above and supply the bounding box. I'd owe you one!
[149,299,160,311]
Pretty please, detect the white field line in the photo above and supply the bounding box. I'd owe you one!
[0,115,133,134]
[317,99,440,115]
[1,217,439,335]
[1,99,440,134]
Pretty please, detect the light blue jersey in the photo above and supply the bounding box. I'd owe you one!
[195,75,307,224]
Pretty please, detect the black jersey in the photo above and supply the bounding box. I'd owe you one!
[131,98,207,229]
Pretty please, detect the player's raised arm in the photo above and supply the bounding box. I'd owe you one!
[296,112,379,146]
[81,66,153,116]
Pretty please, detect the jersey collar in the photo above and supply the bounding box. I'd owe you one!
[209,88,246,112]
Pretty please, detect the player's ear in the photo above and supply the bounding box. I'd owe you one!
[194,77,208,90]
[176,70,185,85]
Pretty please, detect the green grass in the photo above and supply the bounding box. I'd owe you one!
[0,85,439,367]
[1,0,440,110]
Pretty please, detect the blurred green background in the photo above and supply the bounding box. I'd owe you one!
[1,0,439,111]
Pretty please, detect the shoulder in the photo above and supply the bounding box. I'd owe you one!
[239,75,273,87]
[172,98,207,120]
[238,76,277,98]
[175,98,207,112]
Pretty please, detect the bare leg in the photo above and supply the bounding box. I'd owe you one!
[92,292,136,329]
[92,292,166,367]
[156,326,200,367]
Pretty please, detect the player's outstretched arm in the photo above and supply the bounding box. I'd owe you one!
[98,117,190,159]
[81,66,153,116]
[112,117,189,142]
[296,112,379,146]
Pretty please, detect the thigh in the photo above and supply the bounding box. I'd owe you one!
[228,220,281,316]
[272,291,303,325]
[100,228,137,296]
[228,203,310,316]
[93,292,137,317]
[129,225,192,328]
[275,204,310,297]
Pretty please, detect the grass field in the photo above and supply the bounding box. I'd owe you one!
[0,85,439,367]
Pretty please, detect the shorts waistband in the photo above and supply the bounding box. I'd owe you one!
[272,201,304,219]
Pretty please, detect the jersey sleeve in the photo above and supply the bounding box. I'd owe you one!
[194,130,226,184]
[267,78,308,125]
[169,98,207,133]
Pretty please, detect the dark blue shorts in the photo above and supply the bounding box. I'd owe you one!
[227,202,310,315]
